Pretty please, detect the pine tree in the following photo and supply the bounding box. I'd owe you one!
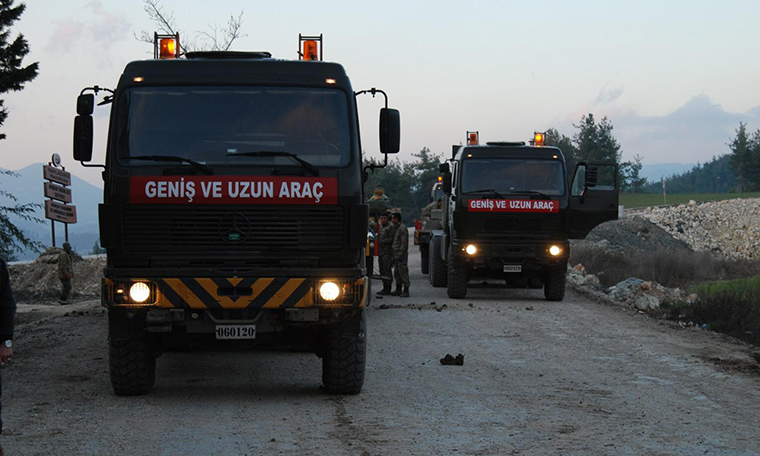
[728,122,756,191]
[0,0,40,259]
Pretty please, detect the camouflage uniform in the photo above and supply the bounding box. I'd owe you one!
[392,222,410,295]
[57,242,74,303]
[421,200,439,217]
[377,222,398,292]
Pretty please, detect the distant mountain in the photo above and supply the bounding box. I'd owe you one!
[1,163,103,260]
[640,163,696,183]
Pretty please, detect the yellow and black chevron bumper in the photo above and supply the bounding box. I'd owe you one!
[103,277,368,310]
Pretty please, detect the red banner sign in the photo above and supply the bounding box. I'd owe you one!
[468,199,558,213]
[130,176,338,205]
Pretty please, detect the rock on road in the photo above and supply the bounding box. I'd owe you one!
[3,252,760,455]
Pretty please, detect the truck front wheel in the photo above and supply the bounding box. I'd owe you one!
[544,264,567,301]
[108,311,156,396]
[420,244,430,274]
[447,248,467,299]
[429,236,447,287]
[322,310,366,394]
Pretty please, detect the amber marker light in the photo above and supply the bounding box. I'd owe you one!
[303,40,318,60]
[325,78,336,84]
[133,77,144,83]
[159,38,177,59]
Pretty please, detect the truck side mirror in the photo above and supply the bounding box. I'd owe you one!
[379,108,400,154]
[442,172,452,194]
[439,163,450,173]
[77,94,95,116]
[73,115,94,162]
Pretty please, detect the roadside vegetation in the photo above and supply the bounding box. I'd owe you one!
[662,277,760,346]
[569,246,760,290]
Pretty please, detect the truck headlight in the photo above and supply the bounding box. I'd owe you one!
[465,244,477,255]
[319,282,341,301]
[129,282,151,303]
[549,245,562,256]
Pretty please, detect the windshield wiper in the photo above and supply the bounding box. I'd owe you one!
[510,190,550,199]
[227,151,319,177]
[130,155,214,175]
[467,188,506,199]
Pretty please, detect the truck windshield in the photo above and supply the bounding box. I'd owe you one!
[119,86,351,167]
[461,159,566,196]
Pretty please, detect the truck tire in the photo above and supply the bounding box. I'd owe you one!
[544,265,567,301]
[109,312,156,396]
[429,236,447,287]
[447,247,467,299]
[420,245,430,274]
[322,310,366,394]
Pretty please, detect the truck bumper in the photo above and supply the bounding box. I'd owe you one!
[102,276,368,311]
[452,239,569,269]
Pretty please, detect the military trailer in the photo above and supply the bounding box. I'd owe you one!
[429,135,618,300]
[73,34,400,395]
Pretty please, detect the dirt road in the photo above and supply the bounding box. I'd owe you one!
[3,253,760,455]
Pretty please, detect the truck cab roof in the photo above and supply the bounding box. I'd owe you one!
[119,57,350,88]
[452,143,566,162]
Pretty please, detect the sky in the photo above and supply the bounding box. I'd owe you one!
[2,0,759,186]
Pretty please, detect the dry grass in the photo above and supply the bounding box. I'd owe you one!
[569,244,760,289]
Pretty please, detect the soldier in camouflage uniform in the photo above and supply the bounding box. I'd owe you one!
[390,212,410,297]
[376,213,397,295]
[57,242,74,305]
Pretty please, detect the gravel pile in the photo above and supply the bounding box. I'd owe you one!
[572,216,693,257]
[636,198,760,261]
[9,248,105,302]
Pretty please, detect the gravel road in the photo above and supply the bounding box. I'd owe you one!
[3,252,760,455]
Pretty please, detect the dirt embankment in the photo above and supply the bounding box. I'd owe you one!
[8,248,104,303]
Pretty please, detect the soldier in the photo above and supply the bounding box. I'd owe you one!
[376,212,397,296]
[58,242,74,305]
[390,212,410,297]
[422,198,442,217]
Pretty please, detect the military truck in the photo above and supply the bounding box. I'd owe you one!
[429,135,618,300]
[72,34,400,395]
[415,180,443,274]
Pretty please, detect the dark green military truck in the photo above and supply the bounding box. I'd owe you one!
[73,35,400,395]
[429,140,618,300]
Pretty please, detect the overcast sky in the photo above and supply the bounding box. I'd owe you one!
[2,0,759,186]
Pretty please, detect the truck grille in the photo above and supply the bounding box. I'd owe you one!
[123,205,344,252]
[463,213,563,239]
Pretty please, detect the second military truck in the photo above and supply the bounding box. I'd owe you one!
[428,137,618,300]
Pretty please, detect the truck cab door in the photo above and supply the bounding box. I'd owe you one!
[567,163,619,239]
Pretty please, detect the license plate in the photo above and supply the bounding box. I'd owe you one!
[503,265,522,273]
[215,325,256,340]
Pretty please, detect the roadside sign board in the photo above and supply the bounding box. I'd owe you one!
[45,200,77,224]
[43,165,72,186]
[44,182,72,203]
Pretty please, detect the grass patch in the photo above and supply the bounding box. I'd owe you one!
[683,277,760,346]
[620,192,760,209]
[570,245,760,289]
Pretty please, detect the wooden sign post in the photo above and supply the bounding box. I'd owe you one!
[43,153,77,247]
